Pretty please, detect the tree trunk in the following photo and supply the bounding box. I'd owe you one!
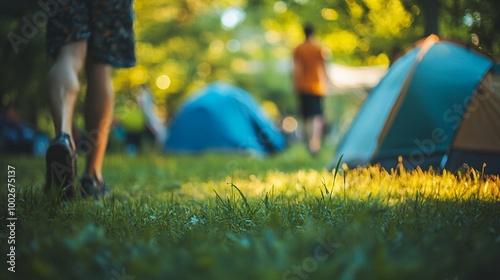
[422,0,440,36]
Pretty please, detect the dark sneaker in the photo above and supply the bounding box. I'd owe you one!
[80,176,112,199]
[45,132,76,198]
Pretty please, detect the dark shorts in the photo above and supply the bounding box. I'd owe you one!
[298,93,324,118]
[47,0,136,68]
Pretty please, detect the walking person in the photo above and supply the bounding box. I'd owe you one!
[292,23,330,156]
[45,0,136,199]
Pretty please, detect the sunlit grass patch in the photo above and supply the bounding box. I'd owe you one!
[0,148,499,280]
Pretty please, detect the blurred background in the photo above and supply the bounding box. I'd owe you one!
[1,0,499,155]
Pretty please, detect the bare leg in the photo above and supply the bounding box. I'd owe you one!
[309,115,324,154]
[46,41,87,194]
[303,117,313,149]
[48,40,88,143]
[83,59,114,181]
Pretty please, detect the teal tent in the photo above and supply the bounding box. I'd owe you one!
[164,82,286,155]
[333,36,500,174]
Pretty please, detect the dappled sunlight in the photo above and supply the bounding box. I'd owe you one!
[2,151,499,279]
[135,42,165,64]
[156,74,171,90]
[265,30,282,45]
[325,30,359,55]
[3,0,500,278]
[196,62,212,78]
[261,100,280,122]
[282,115,298,133]
[14,152,497,205]
[226,39,241,52]
[339,166,500,204]
[127,65,148,86]
[322,8,339,21]
[111,0,421,111]
[366,0,413,36]
[347,1,364,19]
[327,63,387,90]
[149,158,500,205]
[274,1,288,14]
[173,169,333,201]
[220,7,245,30]
[209,39,225,56]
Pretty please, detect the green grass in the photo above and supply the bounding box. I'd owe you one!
[1,145,499,280]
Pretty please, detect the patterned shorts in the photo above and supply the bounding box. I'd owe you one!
[47,0,136,68]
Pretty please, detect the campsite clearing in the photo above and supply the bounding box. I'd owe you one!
[0,146,499,280]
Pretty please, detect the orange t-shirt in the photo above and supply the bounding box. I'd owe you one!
[293,41,327,96]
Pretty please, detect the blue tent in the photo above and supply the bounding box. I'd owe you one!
[332,35,500,174]
[164,82,286,155]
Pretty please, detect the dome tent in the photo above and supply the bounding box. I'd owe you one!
[164,82,286,156]
[332,35,500,174]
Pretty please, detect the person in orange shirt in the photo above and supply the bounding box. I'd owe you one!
[292,24,330,156]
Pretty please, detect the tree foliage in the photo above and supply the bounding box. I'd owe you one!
[1,0,499,128]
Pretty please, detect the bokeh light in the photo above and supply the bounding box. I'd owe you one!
[156,75,171,90]
[322,8,338,21]
[471,33,480,45]
[197,63,212,78]
[282,116,298,133]
[226,39,241,52]
[274,1,287,14]
[265,30,281,44]
[130,65,148,86]
[209,39,225,56]
[261,100,280,122]
[221,8,245,29]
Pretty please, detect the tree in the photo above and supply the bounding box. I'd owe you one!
[421,0,440,36]
[442,0,500,56]
[406,0,500,56]
[1,0,499,131]
[0,1,50,126]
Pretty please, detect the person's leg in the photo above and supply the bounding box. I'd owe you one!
[48,40,88,142]
[309,115,324,154]
[303,117,313,148]
[76,0,135,198]
[301,94,324,156]
[299,94,313,153]
[83,59,114,182]
[45,40,87,195]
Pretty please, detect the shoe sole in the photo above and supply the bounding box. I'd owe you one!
[45,142,76,198]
